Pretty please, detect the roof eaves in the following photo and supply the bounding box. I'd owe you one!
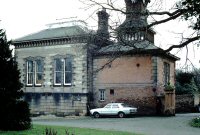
[94,48,180,61]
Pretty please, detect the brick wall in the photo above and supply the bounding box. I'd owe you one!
[93,55,157,115]
[92,55,177,115]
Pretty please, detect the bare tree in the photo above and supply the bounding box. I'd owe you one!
[80,0,200,53]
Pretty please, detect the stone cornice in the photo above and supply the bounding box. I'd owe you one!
[13,35,89,49]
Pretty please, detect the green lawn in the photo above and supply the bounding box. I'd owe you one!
[0,124,142,135]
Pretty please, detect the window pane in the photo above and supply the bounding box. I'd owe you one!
[104,104,111,108]
[28,61,33,72]
[99,90,105,101]
[164,62,170,85]
[55,59,62,71]
[36,73,43,84]
[27,61,33,85]
[54,58,63,85]
[112,105,119,108]
[36,60,43,85]
[28,73,33,84]
[65,72,72,84]
[65,57,72,71]
[36,60,43,72]
[55,72,62,84]
[65,57,72,84]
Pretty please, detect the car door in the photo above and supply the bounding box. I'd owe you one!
[111,104,120,115]
[101,104,112,115]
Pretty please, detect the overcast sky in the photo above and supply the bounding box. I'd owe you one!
[0,0,199,69]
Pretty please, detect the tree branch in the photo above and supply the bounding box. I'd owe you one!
[147,10,185,28]
[164,35,200,52]
[149,9,183,16]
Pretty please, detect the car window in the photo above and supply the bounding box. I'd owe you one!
[121,103,131,107]
[104,104,111,108]
[112,104,119,108]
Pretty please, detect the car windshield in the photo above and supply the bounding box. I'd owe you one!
[104,104,111,108]
[121,103,131,107]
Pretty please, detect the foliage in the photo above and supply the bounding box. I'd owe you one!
[175,70,199,95]
[176,71,194,85]
[181,0,200,30]
[164,83,175,91]
[190,116,200,128]
[0,124,140,135]
[0,29,31,130]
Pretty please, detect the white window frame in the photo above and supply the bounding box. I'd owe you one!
[26,60,34,86]
[54,59,63,86]
[99,89,105,101]
[35,60,43,86]
[64,57,72,86]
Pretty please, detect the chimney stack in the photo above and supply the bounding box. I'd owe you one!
[97,8,109,39]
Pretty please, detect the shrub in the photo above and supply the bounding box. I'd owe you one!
[0,100,31,131]
[191,117,200,128]
[164,83,175,91]
[175,70,199,95]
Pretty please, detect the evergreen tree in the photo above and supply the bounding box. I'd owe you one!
[0,29,31,130]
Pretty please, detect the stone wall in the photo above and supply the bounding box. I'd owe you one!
[15,43,88,115]
[175,94,197,113]
[25,93,87,116]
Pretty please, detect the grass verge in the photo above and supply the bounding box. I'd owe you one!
[0,124,142,135]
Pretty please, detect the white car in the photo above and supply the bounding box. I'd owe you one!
[90,103,137,118]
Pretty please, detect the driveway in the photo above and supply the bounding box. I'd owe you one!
[33,113,200,135]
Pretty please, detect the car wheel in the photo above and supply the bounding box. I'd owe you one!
[93,112,100,118]
[118,112,125,118]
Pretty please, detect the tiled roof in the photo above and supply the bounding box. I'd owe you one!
[96,41,180,61]
[98,41,158,53]
[14,25,89,42]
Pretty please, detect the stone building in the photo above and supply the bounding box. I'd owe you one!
[13,0,179,116]
[13,23,91,116]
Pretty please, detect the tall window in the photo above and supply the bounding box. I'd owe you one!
[99,89,105,101]
[27,61,34,85]
[54,59,62,85]
[64,57,72,85]
[35,60,43,85]
[26,59,43,86]
[164,62,170,85]
[54,56,72,86]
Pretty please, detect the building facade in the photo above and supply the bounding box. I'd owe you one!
[14,25,90,116]
[13,0,179,116]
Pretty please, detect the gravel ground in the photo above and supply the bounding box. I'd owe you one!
[33,113,200,135]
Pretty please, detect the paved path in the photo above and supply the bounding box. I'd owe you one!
[33,113,200,135]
